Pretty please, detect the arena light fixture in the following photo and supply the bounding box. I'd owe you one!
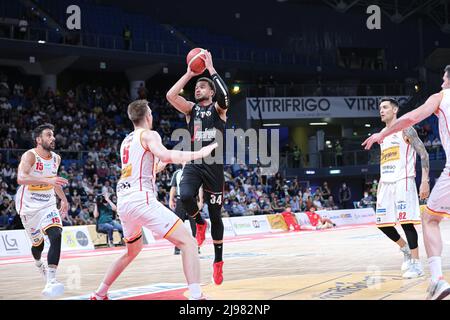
[305,170,315,175]
[365,124,371,128]
[38,40,46,44]
[262,123,280,127]
[330,169,341,175]
[309,122,327,126]
[232,85,240,94]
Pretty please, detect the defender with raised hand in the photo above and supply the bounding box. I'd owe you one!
[363,66,450,300]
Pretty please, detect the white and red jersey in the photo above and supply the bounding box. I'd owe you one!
[379,129,416,183]
[116,128,157,197]
[15,149,59,214]
[437,88,450,168]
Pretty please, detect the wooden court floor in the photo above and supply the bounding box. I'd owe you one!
[2,221,450,300]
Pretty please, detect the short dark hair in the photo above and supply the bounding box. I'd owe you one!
[445,65,450,78]
[33,123,54,145]
[127,99,149,124]
[196,77,216,95]
[380,97,399,108]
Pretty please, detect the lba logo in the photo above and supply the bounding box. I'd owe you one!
[1,234,19,252]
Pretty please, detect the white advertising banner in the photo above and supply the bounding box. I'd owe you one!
[206,218,236,238]
[230,216,271,235]
[318,208,375,226]
[0,230,31,257]
[294,212,312,227]
[246,96,409,119]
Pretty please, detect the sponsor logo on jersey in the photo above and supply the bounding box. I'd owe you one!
[120,165,132,179]
[381,146,400,164]
[28,184,54,191]
[192,126,217,142]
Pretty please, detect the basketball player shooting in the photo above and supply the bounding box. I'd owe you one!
[363,65,450,300]
[166,49,230,285]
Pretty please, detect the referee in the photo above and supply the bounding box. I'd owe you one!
[169,163,203,255]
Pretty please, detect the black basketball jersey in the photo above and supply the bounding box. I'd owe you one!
[188,102,225,152]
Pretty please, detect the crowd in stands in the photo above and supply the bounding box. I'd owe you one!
[0,72,441,231]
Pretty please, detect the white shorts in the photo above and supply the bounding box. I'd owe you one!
[426,167,450,217]
[117,191,182,243]
[19,206,62,247]
[376,177,421,227]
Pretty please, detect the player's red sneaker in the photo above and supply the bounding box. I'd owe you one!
[89,292,109,300]
[196,221,208,247]
[212,261,224,285]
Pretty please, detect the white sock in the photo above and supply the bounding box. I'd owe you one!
[47,267,56,283]
[188,283,202,299]
[400,245,410,253]
[35,260,43,268]
[96,283,110,297]
[428,256,443,282]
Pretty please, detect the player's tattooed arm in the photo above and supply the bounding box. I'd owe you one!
[403,127,430,199]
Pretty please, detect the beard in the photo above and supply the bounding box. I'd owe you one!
[195,95,209,103]
[42,141,55,151]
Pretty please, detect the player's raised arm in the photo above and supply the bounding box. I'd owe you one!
[362,92,443,150]
[203,50,230,111]
[17,151,68,187]
[166,66,200,115]
[142,130,217,164]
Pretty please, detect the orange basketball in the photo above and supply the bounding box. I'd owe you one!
[186,48,206,73]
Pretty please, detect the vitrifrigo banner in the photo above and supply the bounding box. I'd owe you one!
[246,96,410,119]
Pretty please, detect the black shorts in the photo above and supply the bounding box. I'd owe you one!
[180,163,224,194]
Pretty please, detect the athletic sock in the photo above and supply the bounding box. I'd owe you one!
[194,211,205,224]
[96,282,110,297]
[214,243,223,263]
[428,256,443,282]
[188,283,202,299]
[47,267,56,283]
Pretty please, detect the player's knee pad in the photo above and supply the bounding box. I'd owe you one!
[31,241,44,260]
[378,226,401,242]
[179,191,199,216]
[401,223,418,250]
[46,227,62,266]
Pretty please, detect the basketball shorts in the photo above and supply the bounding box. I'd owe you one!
[19,206,62,247]
[426,167,450,218]
[180,163,224,210]
[117,191,182,243]
[376,177,421,227]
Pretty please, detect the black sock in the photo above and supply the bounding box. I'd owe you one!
[194,211,205,224]
[214,243,223,263]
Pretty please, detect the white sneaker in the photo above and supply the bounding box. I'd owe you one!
[400,246,411,271]
[36,262,48,282]
[402,259,424,278]
[42,279,65,297]
[426,279,450,300]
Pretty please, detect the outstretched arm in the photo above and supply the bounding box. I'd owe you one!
[403,127,430,199]
[141,130,217,164]
[166,66,201,114]
[362,92,443,150]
